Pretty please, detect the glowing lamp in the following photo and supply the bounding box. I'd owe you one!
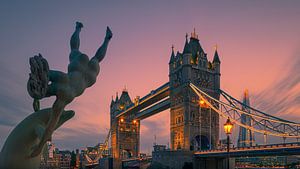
[133,120,137,124]
[120,118,124,123]
[224,117,233,135]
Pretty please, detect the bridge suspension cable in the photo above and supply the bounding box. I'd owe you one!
[189,83,300,139]
[83,129,111,166]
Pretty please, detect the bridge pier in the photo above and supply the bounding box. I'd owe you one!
[193,157,235,169]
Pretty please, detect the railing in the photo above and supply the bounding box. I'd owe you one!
[195,142,300,155]
[189,83,300,138]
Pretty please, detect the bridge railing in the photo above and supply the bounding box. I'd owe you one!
[195,142,300,154]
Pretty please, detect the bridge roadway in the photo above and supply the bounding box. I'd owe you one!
[194,142,300,158]
[116,82,170,120]
[122,157,152,169]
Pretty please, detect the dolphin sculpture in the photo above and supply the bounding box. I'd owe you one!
[0,108,74,169]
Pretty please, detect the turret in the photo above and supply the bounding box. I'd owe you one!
[169,45,175,64]
[212,45,221,70]
[183,34,191,54]
[169,45,176,73]
[212,46,221,91]
[119,88,133,109]
[110,96,115,107]
[213,48,221,64]
[115,92,119,102]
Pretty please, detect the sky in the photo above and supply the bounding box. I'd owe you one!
[0,1,300,153]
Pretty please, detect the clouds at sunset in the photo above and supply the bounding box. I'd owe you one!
[253,53,300,122]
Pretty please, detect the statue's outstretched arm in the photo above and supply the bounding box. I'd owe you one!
[91,27,113,63]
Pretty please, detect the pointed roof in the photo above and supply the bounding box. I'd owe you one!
[191,28,198,40]
[183,30,205,58]
[115,92,119,102]
[110,96,115,106]
[213,48,221,63]
[183,34,191,54]
[119,89,133,105]
[169,45,176,64]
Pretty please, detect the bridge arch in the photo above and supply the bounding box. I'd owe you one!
[191,135,211,151]
[121,149,133,159]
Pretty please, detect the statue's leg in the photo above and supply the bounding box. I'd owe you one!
[30,98,66,157]
[91,27,112,63]
[70,22,83,51]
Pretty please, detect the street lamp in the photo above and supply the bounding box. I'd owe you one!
[224,117,233,169]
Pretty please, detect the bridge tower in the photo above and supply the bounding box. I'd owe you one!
[169,31,221,151]
[110,90,140,161]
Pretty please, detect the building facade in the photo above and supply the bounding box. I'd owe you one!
[237,89,255,147]
[169,31,221,151]
[40,141,72,169]
[110,90,140,160]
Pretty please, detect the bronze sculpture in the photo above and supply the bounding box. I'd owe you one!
[0,22,112,169]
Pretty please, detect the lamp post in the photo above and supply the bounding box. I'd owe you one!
[224,117,233,169]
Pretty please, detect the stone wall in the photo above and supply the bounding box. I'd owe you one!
[152,150,193,169]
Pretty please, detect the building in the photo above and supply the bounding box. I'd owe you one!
[110,89,140,159]
[151,31,222,169]
[153,144,167,152]
[40,141,60,169]
[237,89,255,147]
[169,30,221,151]
[58,151,72,169]
[109,30,222,169]
[39,141,72,169]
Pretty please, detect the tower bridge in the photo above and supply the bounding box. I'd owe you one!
[110,31,221,164]
[84,30,300,169]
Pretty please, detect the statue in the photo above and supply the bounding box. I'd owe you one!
[0,22,112,169]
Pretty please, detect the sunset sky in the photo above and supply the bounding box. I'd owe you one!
[0,1,300,153]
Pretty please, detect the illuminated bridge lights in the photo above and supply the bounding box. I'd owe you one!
[199,99,205,105]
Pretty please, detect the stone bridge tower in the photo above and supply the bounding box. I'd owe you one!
[110,90,140,161]
[169,31,221,151]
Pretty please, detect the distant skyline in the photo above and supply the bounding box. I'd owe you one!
[0,1,300,152]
